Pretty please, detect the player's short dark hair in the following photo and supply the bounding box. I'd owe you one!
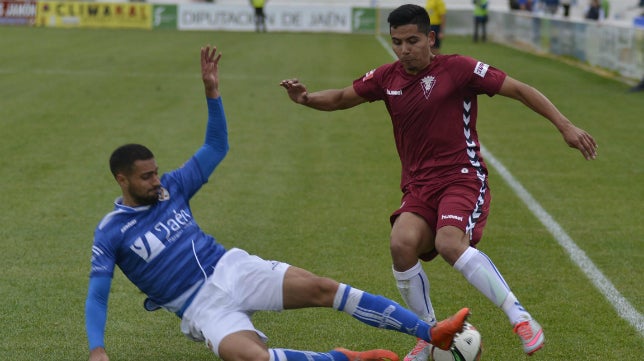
[387,4,431,34]
[109,143,154,177]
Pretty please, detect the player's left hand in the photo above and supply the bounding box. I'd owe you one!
[201,45,222,99]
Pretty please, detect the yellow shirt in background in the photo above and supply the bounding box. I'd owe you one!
[425,0,446,25]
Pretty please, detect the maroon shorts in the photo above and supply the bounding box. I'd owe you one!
[390,178,491,261]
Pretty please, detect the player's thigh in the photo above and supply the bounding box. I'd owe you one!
[436,181,490,247]
[218,330,269,361]
[391,212,435,254]
[217,248,290,311]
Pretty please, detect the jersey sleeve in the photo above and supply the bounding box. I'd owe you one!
[164,96,230,200]
[463,57,507,96]
[194,97,229,180]
[89,227,117,278]
[86,219,119,349]
[85,276,112,350]
[444,55,506,96]
[352,66,388,102]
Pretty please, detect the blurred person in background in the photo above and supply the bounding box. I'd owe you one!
[561,0,574,17]
[629,76,644,92]
[519,0,536,11]
[250,0,267,32]
[425,0,447,53]
[601,0,610,18]
[473,0,489,42]
[543,0,561,14]
[585,0,604,20]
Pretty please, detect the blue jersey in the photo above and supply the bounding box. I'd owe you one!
[86,97,230,352]
[90,156,226,313]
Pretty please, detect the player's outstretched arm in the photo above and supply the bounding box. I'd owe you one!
[279,79,366,111]
[498,76,598,160]
[86,276,112,361]
[194,44,229,180]
[201,45,221,99]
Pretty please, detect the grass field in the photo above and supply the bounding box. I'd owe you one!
[0,26,642,360]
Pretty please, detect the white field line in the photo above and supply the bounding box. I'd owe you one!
[481,145,644,336]
[375,34,644,336]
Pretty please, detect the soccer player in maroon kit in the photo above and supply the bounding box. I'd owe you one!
[280,4,597,359]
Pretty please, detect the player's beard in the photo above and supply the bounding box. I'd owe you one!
[130,186,160,206]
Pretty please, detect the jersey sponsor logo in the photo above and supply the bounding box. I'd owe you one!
[386,89,402,96]
[131,231,166,262]
[362,69,375,81]
[474,61,489,78]
[153,208,194,243]
[129,207,195,261]
[420,75,436,99]
[441,214,463,222]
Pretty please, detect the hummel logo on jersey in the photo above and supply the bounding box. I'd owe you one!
[120,219,137,234]
[441,214,463,222]
[421,75,436,99]
[474,61,489,78]
[131,231,166,262]
[386,89,402,96]
[363,69,375,81]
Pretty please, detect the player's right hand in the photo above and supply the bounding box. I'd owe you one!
[89,347,109,361]
[279,78,309,104]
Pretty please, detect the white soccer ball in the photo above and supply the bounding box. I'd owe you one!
[430,322,482,361]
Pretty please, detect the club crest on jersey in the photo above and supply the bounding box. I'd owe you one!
[421,75,436,99]
[158,186,170,201]
[362,69,375,81]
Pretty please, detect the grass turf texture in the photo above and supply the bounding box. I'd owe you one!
[0,26,642,360]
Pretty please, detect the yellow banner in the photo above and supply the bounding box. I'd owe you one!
[37,2,151,29]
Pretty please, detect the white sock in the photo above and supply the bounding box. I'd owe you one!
[501,291,531,325]
[393,261,436,325]
[454,247,530,325]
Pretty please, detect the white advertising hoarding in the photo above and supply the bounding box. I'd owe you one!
[178,4,351,33]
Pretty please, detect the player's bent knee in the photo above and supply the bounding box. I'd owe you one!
[218,331,269,361]
[308,276,339,306]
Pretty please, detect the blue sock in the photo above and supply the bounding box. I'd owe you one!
[270,348,348,361]
[333,283,431,341]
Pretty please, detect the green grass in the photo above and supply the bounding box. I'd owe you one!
[0,26,642,360]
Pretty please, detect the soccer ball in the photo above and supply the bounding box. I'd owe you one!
[430,322,482,361]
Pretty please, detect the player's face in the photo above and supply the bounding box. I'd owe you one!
[119,158,161,207]
[390,24,434,75]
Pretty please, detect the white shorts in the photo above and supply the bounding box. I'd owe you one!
[180,248,290,355]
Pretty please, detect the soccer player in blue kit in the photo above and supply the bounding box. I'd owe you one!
[84,45,471,361]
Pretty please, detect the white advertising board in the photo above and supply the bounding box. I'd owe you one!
[178,4,352,33]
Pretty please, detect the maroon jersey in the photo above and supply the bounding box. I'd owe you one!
[353,55,506,191]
